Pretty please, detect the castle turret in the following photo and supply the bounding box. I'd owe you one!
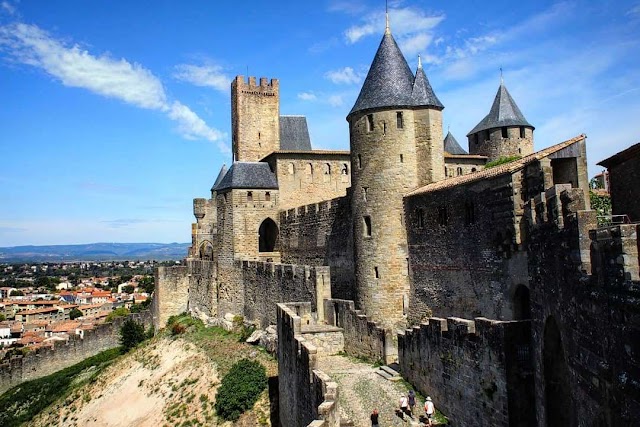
[347,21,444,329]
[467,81,534,161]
[231,76,280,162]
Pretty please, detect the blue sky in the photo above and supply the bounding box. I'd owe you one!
[1,0,639,246]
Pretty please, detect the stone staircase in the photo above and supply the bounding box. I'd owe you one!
[375,364,402,381]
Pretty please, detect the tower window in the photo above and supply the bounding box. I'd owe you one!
[258,131,261,140]
[324,163,331,174]
[247,191,253,202]
[465,202,475,225]
[367,114,374,132]
[438,206,448,226]
[520,126,526,138]
[383,121,387,135]
[306,163,313,174]
[400,154,404,163]
[501,127,508,138]
[397,112,403,129]
[288,162,295,175]
[265,191,271,201]
[341,163,349,175]
[362,187,368,201]
[417,208,425,228]
[457,167,463,176]
[364,216,372,237]
[374,266,379,279]
[444,167,448,176]
[357,154,362,169]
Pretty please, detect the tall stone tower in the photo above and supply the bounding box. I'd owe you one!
[467,81,534,162]
[347,23,444,330]
[231,76,280,162]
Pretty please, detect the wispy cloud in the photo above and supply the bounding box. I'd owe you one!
[344,7,445,57]
[328,95,344,107]
[325,66,362,85]
[0,22,228,152]
[1,1,15,15]
[101,219,148,228]
[328,0,367,15]
[173,63,231,93]
[627,4,640,18]
[298,91,317,101]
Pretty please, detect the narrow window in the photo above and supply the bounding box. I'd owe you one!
[306,163,313,175]
[247,191,253,202]
[364,216,372,237]
[465,202,475,225]
[362,187,368,202]
[457,167,463,176]
[374,266,379,279]
[520,126,526,138]
[438,206,448,226]
[501,127,508,138]
[324,163,331,175]
[383,121,387,135]
[288,163,295,175]
[444,166,448,176]
[400,154,404,163]
[367,114,374,132]
[341,163,349,175]
[357,154,362,169]
[417,208,425,228]
[265,191,271,201]
[397,112,403,129]
[258,131,261,140]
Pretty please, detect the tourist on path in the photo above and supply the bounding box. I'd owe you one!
[424,396,435,426]
[370,408,379,427]
[408,390,416,416]
[399,393,411,419]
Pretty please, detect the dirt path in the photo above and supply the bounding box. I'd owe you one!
[317,355,428,427]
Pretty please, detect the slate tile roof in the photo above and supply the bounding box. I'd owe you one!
[407,134,586,196]
[279,116,312,151]
[443,131,467,155]
[213,162,279,192]
[597,142,640,168]
[468,83,533,136]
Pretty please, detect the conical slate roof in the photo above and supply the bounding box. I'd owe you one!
[348,32,443,118]
[467,83,533,136]
[443,131,467,155]
[412,59,443,109]
[211,164,228,192]
[213,162,278,192]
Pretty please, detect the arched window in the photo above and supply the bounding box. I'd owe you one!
[247,191,253,202]
[306,163,313,174]
[265,191,271,201]
[287,163,295,175]
[258,218,279,252]
[513,285,531,320]
[341,163,349,175]
[457,167,463,176]
[199,242,213,260]
[364,216,372,237]
[324,163,331,174]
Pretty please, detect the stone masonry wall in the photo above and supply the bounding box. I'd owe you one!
[277,303,340,427]
[0,311,152,395]
[280,194,354,301]
[398,316,534,427]
[154,266,189,329]
[186,259,217,319]
[607,150,640,221]
[468,126,534,162]
[526,187,640,426]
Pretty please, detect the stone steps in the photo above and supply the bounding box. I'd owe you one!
[375,364,402,381]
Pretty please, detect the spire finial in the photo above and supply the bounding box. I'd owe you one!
[385,0,390,34]
[418,54,422,69]
[500,67,504,85]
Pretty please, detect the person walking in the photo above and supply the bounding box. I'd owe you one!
[424,396,435,426]
[407,390,416,416]
[399,393,411,419]
[370,408,379,427]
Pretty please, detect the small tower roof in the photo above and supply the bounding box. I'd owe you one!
[444,131,467,155]
[467,83,534,136]
[211,164,228,192]
[279,116,312,151]
[411,58,444,109]
[213,162,278,192]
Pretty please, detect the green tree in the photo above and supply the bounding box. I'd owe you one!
[590,190,612,226]
[69,308,83,320]
[9,289,24,296]
[122,285,135,294]
[119,318,146,352]
[138,275,155,294]
[0,314,6,321]
[214,359,267,421]
[105,307,130,322]
[35,276,51,289]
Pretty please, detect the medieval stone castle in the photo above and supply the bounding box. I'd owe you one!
[153,20,639,427]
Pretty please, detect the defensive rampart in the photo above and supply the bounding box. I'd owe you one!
[277,302,340,427]
[0,311,152,395]
[279,194,354,301]
[398,317,534,427]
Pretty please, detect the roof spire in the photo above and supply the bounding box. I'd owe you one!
[418,54,422,69]
[500,66,504,85]
[385,0,390,34]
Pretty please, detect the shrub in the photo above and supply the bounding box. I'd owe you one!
[485,155,521,169]
[120,318,146,352]
[214,359,267,421]
[106,307,130,322]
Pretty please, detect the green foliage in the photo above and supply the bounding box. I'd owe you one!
[122,285,135,294]
[119,318,146,352]
[0,314,5,321]
[105,306,130,322]
[0,348,120,427]
[69,308,83,320]
[167,313,204,336]
[590,190,612,226]
[485,155,521,169]
[138,275,155,294]
[9,289,24,296]
[214,359,267,421]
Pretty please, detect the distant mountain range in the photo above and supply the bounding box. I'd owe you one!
[0,242,190,262]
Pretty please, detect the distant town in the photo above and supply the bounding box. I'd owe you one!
[0,260,178,359]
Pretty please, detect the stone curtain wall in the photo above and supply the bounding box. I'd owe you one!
[279,194,355,301]
[277,303,340,427]
[405,172,527,322]
[186,260,217,319]
[398,316,534,427]
[240,261,331,328]
[526,187,640,426]
[154,266,189,329]
[324,299,392,364]
[0,311,152,395]
[607,148,640,221]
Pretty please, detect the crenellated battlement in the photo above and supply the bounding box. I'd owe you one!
[233,75,279,92]
[590,224,640,286]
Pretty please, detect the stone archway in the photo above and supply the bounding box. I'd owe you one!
[513,284,531,320]
[543,316,572,426]
[199,241,213,260]
[259,218,278,252]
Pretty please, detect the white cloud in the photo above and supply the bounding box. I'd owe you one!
[1,1,15,15]
[298,92,317,101]
[400,33,434,57]
[0,22,228,149]
[328,0,367,15]
[328,95,344,107]
[173,63,231,93]
[325,66,362,85]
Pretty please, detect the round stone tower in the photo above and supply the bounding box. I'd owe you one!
[467,81,534,162]
[347,24,444,330]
